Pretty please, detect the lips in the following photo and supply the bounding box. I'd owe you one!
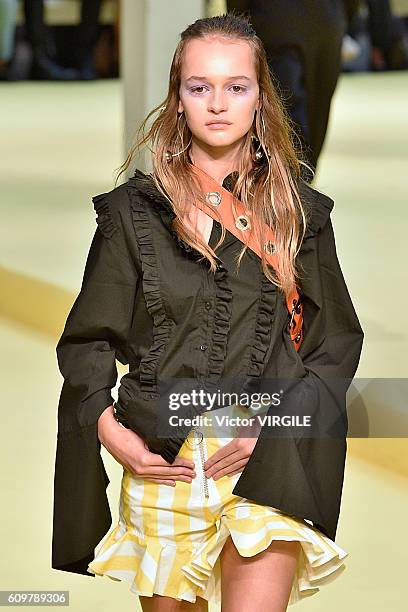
[206,121,232,126]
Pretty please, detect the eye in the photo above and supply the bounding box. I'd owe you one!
[190,86,207,94]
[189,85,247,95]
[230,85,246,93]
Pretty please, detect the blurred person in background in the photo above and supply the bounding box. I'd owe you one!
[226,1,361,180]
[342,0,408,71]
[0,0,105,81]
[72,0,103,79]
[0,0,17,79]
[365,0,408,69]
[23,0,77,79]
[366,0,396,69]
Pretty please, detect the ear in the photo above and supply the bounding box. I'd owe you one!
[178,100,184,113]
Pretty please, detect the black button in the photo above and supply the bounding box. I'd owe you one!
[205,302,211,310]
[200,344,208,351]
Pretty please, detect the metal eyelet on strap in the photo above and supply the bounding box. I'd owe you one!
[206,191,222,206]
[235,214,251,231]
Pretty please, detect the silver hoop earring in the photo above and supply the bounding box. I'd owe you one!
[165,112,192,162]
[251,109,269,163]
[251,134,264,162]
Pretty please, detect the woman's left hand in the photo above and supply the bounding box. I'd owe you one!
[204,419,261,480]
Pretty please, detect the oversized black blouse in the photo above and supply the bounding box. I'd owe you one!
[52,167,364,577]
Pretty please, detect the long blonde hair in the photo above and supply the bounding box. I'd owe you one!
[115,12,313,299]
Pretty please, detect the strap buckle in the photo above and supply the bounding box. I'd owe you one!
[288,297,302,330]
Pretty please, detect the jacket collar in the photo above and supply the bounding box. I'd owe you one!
[128,166,333,241]
[130,166,239,205]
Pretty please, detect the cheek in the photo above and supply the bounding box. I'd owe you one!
[227,96,256,119]
[184,98,206,114]
[233,101,256,126]
[183,103,207,127]
[234,94,258,111]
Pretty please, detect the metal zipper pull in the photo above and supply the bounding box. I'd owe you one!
[194,429,210,499]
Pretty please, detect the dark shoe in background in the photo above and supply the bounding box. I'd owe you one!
[76,56,97,80]
[0,62,9,80]
[29,50,79,80]
[0,41,31,81]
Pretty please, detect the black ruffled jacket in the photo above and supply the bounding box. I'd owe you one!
[52,168,364,576]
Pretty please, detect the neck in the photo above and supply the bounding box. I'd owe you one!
[188,151,238,187]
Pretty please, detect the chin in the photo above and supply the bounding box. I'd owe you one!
[197,133,237,148]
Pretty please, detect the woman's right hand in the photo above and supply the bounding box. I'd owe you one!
[97,405,196,486]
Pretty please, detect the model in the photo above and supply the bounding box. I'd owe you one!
[52,12,364,612]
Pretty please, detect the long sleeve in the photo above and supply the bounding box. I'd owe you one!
[267,190,364,437]
[52,187,139,575]
[232,191,364,542]
[289,213,364,537]
[290,214,365,436]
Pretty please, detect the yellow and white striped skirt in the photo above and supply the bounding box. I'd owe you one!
[87,413,349,606]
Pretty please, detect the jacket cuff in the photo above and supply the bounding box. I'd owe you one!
[79,388,115,429]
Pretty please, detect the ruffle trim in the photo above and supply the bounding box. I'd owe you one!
[206,262,233,385]
[246,272,277,378]
[86,521,214,603]
[126,170,233,390]
[87,514,348,606]
[92,193,118,238]
[125,180,175,396]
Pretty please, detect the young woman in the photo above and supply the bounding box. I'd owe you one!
[52,13,364,612]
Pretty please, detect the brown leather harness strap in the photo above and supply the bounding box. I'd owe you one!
[190,163,304,352]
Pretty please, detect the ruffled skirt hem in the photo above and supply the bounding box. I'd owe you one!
[87,515,348,606]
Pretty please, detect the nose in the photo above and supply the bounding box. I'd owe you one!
[207,88,228,114]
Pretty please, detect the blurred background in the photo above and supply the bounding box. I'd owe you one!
[1,0,408,81]
[1,1,407,611]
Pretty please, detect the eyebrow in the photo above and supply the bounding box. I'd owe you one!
[185,75,251,83]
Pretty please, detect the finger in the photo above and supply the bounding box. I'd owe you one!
[140,464,196,478]
[146,473,194,483]
[205,449,243,474]
[210,456,248,477]
[204,440,239,469]
[145,478,176,486]
[212,458,248,479]
[143,452,177,466]
[208,438,256,470]
[144,453,195,469]
[174,457,196,469]
[227,468,245,478]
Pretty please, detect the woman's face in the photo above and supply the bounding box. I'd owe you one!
[178,37,260,159]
